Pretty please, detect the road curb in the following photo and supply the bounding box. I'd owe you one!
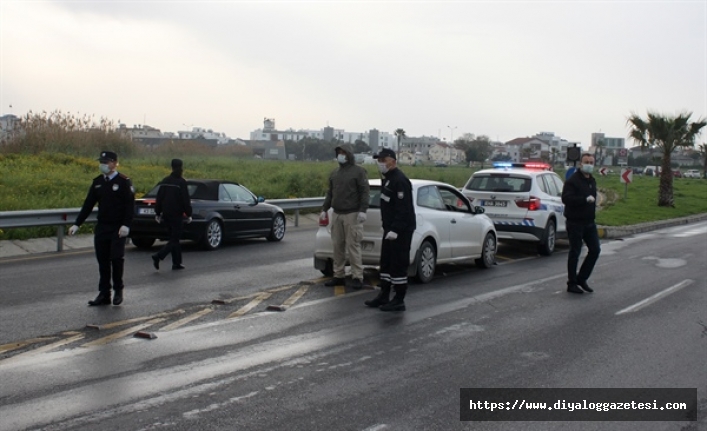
[597,213,707,239]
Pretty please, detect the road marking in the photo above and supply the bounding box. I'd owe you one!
[0,337,56,354]
[161,308,214,332]
[87,310,185,330]
[281,285,309,307]
[82,318,166,347]
[616,279,694,315]
[228,292,272,319]
[0,334,85,364]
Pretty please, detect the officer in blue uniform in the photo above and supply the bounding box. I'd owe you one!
[364,148,416,311]
[69,151,135,306]
[152,158,193,270]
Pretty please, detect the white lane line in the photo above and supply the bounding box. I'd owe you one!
[616,279,694,315]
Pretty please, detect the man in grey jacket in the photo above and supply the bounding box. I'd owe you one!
[321,144,370,289]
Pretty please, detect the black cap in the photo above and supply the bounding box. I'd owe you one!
[171,158,183,169]
[97,151,118,162]
[372,148,396,160]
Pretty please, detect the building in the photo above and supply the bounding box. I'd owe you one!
[250,118,395,151]
[0,114,21,143]
[178,127,231,145]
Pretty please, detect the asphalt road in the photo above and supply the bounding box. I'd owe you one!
[0,222,705,431]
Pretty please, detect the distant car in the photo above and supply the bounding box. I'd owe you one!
[313,179,497,284]
[684,169,702,179]
[130,179,286,250]
[672,169,682,178]
[461,162,566,256]
[434,161,448,167]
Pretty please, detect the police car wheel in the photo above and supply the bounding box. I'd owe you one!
[537,219,556,256]
[415,240,436,284]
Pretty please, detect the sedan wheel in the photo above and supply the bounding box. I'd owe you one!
[475,233,496,268]
[266,213,286,241]
[201,219,223,250]
[131,237,155,249]
[415,240,436,284]
[537,219,556,256]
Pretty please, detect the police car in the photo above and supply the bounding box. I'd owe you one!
[461,162,566,255]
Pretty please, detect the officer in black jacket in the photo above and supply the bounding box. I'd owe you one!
[365,148,416,311]
[561,152,601,294]
[69,151,135,306]
[152,159,193,270]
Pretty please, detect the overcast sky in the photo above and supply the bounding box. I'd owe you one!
[1,1,705,146]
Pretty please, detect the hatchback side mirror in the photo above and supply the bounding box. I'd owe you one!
[474,206,485,214]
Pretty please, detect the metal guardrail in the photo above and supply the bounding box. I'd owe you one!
[0,197,325,252]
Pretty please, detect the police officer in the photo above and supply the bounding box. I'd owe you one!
[69,151,135,306]
[152,159,192,270]
[364,148,415,311]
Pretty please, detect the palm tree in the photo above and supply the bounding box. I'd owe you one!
[394,128,406,152]
[699,143,707,178]
[627,111,707,206]
[595,139,606,165]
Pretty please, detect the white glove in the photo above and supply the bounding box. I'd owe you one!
[385,231,398,240]
[68,225,79,236]
[118,225,130,238]
[185,216,192,224]
[319,211,328,221]
[586,195,596,203]
[357,212,367,223]
[155,215,162,224]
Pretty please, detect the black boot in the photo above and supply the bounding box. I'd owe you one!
[380,284,406,311]
[365,284,390,308]
[112,289,124,305]
[88,291,111,306]
[324,277,346,287]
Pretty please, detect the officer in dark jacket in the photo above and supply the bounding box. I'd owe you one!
[69,151,135,306]
[365,148,416,311]
[152,159,193,270]
[562,152,601,294]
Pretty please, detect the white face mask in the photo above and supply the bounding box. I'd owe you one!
[99,164,111,175]
[377,162,389,174]
[581,164,594,174]
[337,154,347,164]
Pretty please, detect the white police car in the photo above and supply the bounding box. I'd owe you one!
[461,162,566,255]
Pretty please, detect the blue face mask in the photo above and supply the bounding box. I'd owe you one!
[581,164,594,174]
[337,154,347,164]
[99,164,111,175]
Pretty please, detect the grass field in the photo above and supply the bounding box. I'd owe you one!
[1,153,705,239]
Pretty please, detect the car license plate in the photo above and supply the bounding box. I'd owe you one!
[139,207,156,215]
[361,241,374,251]
[483,200,507,207]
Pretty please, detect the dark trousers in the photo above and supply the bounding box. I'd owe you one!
[566,220,601,286]
[380,230,413,298]
[156,216,184,266]
[94,223,127,292]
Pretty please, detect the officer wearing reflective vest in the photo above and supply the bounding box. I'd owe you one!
[365,148,416,311]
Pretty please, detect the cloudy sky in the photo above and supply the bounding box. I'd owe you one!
[1,1,705,146]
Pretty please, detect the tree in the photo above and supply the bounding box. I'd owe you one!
[699,143,707,178]
[394,128,406,151]
[595,139,606,165]
[627,111,707,206]
[458,135,492,168]
[353,139,371,154]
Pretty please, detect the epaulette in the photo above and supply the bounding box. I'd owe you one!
[119,173,131,180]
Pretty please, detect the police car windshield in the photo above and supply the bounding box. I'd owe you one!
[465,174,532,193]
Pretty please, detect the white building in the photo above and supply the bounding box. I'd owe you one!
[250,118,396,151]
[178,127,231,145]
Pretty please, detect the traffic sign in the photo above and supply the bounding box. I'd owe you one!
[620,168,633,184]
[599,167,608,176]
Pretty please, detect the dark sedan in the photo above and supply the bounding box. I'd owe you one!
[130,179,286,250]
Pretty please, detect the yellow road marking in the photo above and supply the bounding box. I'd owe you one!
[0,337,56,354]
[334,286,346,296]
[281,285,310,307]
[228,292,272,319]
[495,254,511,261]
[160,308,214,332]
[267,284,296,293]
[87,310,185,330]
[0,334,85,364]
[82,318,166,347]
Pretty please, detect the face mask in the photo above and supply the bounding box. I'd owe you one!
[377,162,389,174]
[99,164,111,175]
[337,154,347,164]
[581,164,594,174]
